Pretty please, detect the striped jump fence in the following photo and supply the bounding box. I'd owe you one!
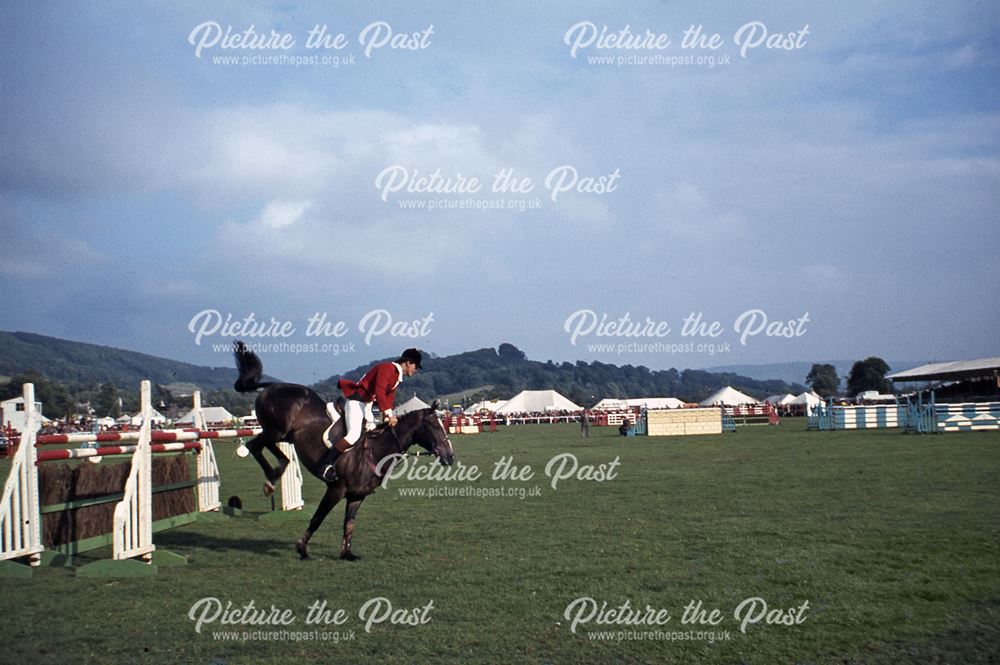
[905,393,1000,433]
[808,399,906,431]
[810,392,1000,434]
[932,402,1000,432]
[0,380,304,577]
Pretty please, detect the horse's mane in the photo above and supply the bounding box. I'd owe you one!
[363,408,433,448]
[386,407,432,426]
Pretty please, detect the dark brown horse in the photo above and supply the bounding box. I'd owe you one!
[232,341,455,560]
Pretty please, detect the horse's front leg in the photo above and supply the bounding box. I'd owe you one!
[340,498,364,561]
[262,439,291,492]
[245,432,281,496]
[296,484,345,560]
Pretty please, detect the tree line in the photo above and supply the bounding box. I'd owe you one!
[314,343,809,407]
[806,357,893,398]
[0,371,256,421]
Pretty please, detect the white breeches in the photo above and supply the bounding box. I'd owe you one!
[343,399,366,445]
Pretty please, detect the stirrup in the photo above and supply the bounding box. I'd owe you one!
[321,464,339,482]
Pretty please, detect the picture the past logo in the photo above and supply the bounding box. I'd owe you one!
[188,21,434,59]
[187,309,433,346]
[188,597,434,635]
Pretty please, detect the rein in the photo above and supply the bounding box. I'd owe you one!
[364,425,405,480]
[364,415,440,481]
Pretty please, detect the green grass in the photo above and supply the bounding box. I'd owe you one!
[2,420,998,664]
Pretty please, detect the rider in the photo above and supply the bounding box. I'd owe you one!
[320,348,423,481]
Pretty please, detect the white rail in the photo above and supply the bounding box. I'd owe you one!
[0,384,43,565]
[193,391,221,512]
[278,441,305,511]
[112,380,155,562]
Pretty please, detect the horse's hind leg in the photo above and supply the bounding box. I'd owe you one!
[295,484,345,560]
[245,430,282,496]
[340,498,364,561]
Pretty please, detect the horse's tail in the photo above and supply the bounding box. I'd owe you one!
[233,340,274,392]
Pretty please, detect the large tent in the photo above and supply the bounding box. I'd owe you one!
[627,397,685,410]
[465,399,507,413]
[699,386,759,407]
[592,397,685,410]
[396,395,431,416]
[496,390,582,414]
[176,406,235,425]
[764,393,796,406]
[128,409,167,426]
[789,391,823,407]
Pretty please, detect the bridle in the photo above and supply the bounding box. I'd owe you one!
[431,413,453,458]
[365,409,450,479]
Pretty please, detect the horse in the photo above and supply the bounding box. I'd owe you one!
[231,341,456,560]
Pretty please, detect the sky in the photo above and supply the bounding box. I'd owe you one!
[1,1,998,383]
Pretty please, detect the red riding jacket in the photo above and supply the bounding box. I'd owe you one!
[338,362,403,415]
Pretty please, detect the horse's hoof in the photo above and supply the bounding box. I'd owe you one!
[340,551,360,561]
[295,541,310,560]
[263,481,275,497]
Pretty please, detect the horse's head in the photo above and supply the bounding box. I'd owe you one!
[412,400,455,466]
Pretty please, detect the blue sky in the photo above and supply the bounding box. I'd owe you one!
[1,1,998,383]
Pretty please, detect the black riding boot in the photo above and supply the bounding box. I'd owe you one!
[319,438,351,482]
[320,451,341,482]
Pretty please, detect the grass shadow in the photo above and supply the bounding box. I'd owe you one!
[155,530,296,558]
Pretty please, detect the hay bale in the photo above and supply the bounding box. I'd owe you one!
[40,452,195,549]
[153,454,196,521]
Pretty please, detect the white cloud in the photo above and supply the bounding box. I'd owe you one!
[257,200,311,229]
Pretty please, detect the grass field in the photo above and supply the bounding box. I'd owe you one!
[1,419,998,664]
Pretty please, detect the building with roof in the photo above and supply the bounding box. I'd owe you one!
[888,357,1000,401]
[1,396,44,433]
[887,357,1000,383]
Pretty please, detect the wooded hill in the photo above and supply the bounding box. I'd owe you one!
[313,343,807,407]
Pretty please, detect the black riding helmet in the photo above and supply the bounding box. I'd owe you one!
[398,348,423,368]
